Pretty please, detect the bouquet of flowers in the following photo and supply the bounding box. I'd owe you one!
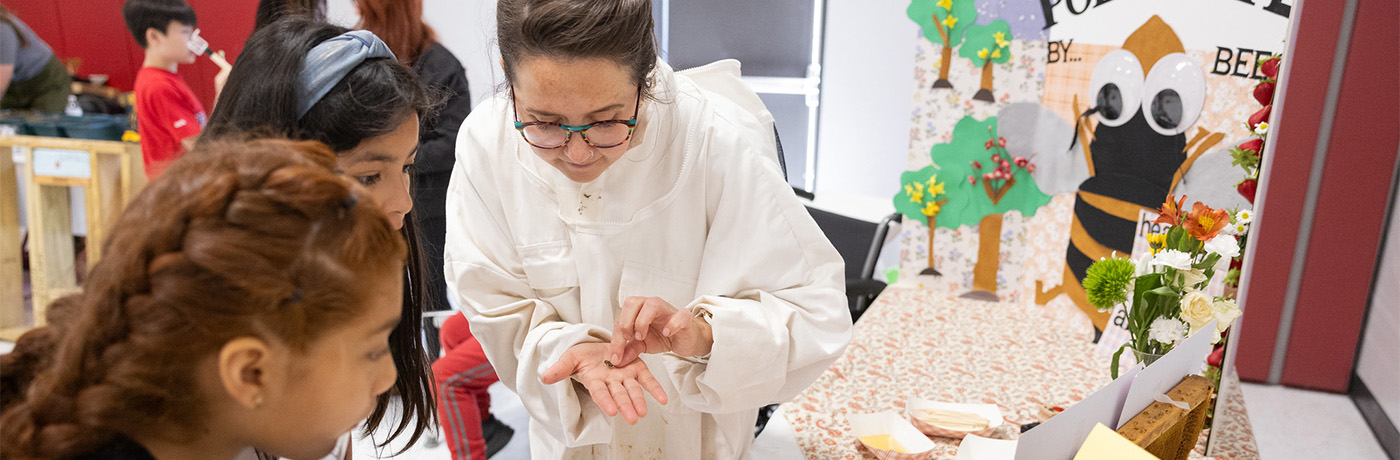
[1083,195,1246,378]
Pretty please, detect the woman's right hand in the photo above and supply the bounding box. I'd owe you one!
[541,342,669,425]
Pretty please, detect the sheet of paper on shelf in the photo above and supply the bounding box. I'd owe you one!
[1071,423,1155,460]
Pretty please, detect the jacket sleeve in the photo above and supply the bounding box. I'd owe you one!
[664,123,853,414]
[443,121,616,447]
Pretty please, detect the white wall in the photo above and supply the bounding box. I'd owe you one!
[1358,176,1400,423]
[326,0,502,108]
[809,0,915,223]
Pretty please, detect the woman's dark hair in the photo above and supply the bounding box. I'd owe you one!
[0,139,406,459]
[201,17,438,451]
[496,0,658,99]
[253,0,325,32]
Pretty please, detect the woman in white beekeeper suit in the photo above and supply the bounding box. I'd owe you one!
[444,0,853,458]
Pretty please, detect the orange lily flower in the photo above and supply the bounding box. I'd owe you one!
[1183,201,1231,241]
[1155,195,1187,226]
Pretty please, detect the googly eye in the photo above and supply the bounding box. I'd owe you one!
[1142,53,1206,136]
[1087,50,1145,128]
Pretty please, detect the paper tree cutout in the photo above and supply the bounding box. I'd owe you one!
[907,0,978,89]
[893,166,949,276]
[959,20,1013,103]
[932,116,1051,300]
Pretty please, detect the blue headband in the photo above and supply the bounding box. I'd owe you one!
[298,30,396,118]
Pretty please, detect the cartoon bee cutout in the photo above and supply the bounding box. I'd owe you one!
[997,16,1251,333]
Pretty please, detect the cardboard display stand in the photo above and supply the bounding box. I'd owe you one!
[0,135,143,340]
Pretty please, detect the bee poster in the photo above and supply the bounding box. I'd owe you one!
[900,0,1288,329]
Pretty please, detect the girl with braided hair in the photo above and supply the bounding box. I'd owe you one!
[201,16,439,456]
[0,139,407,460]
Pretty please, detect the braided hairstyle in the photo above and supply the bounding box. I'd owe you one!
[0,139,406,459]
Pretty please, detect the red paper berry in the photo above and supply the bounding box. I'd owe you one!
[1260,57,1280,79]
[1237,178,1258,204]
[1238,138,1263,155]
[1253,81,1276,106]
[1248,105,1272,130]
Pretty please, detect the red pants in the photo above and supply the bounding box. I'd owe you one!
[433,313,499,460]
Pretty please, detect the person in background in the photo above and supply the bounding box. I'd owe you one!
[445,0,852,457]
[122,0,229,179]
[0,6,69,113]
[0,139,407,460]
[201,17,439,458]
[253,0,325,32]
[351,0,502,457]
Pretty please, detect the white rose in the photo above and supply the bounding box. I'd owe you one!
[1180,290,1215,335]
[1212,299,1242,332]
[1152,249,1194,271]
[1181,269,1208,288]
[1149,317,1188,346]
[1205,235,1241,259]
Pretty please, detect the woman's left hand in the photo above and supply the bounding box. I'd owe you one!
[608,296,713,367]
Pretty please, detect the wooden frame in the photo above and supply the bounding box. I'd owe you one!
[1116,374,1214,460]
[0,135,143,340]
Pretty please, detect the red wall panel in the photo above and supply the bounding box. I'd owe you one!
[1282,0,1400,392]
[1234,0,1345,383]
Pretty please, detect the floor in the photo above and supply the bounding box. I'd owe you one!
[0,337,1390,459]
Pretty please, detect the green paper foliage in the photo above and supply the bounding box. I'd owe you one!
[893,165,940,226]
[930,116,1051,229]
[959,20,1013,68]
[907,0,977,47]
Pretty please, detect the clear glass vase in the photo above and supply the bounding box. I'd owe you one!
[1133,348,1166,367]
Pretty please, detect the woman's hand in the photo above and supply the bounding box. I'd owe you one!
[541,342,668,425]
[608,296,714,368]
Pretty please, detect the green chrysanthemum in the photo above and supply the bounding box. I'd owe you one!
[1084,257,1135,311]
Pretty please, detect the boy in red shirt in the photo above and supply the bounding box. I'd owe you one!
[122,0,227,179]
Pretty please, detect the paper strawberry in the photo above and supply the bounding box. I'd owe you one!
[1260,56,1281,79]
[1238,138,1263,156]
[1208,345,1225,367]
[1248,105,1272,130]
[1253,81,1276,106]
[1237,178,1258,204]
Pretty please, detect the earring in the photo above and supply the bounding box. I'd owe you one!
[253,394,264,409]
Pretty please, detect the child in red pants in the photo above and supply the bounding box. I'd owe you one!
[433,313,514,459]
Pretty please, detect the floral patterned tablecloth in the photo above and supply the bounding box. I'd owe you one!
[780,284,1259,459]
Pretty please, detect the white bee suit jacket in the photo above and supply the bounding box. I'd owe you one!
[444,59,851,459]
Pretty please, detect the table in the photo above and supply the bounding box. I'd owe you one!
[777,282,1259,459]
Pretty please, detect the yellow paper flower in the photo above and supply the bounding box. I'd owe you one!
[977,48,988,59]
[922,200,941,216]
[994,32,1009,48]
[937,0,952,10]
[991,48,1002,59]
[926,176,945,196]
[943,16,958,28]
[907,183,924,203]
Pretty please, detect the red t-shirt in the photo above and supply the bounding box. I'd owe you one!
[134,67,206,179]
